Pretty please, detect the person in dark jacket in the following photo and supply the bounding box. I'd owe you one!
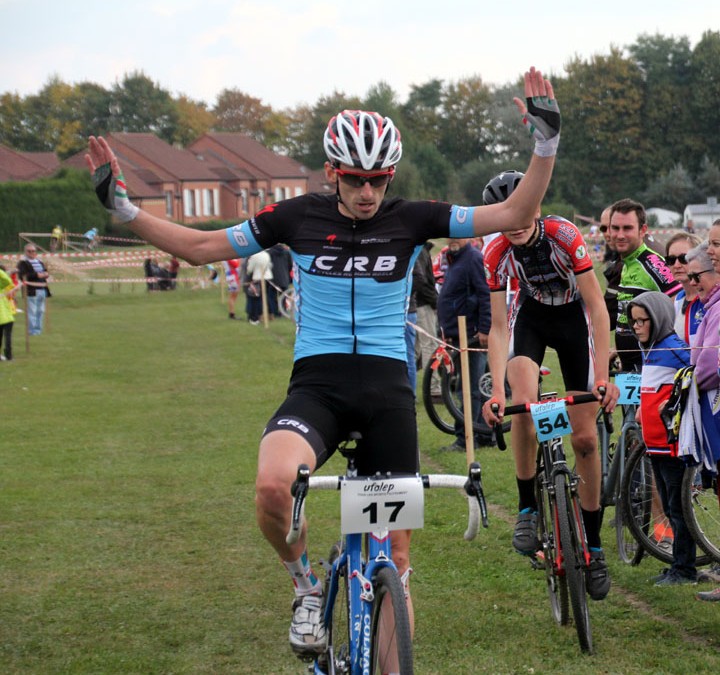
[437,237,492,450]
[16,244,51,335]
[413,241,439,374]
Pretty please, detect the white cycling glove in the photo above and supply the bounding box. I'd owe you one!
[92,163,140,223]
[523,95,561,157]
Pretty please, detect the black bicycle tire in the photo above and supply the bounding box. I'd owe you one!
[421,357,455,435]
[621,442,709,566]
[323,542,351,675]
[370,566,414,674]
[536,469,569,625]
[682,464,720,565]
[615,430,645,565]
[440,354,511,434]
[554,472,593,654]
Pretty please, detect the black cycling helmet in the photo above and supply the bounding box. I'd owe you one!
[482,170,524,205]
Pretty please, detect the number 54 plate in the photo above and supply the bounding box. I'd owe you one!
[340,476,424,534]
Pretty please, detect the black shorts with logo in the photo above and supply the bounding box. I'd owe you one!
[509,297,595,392]
[263,354,418,475]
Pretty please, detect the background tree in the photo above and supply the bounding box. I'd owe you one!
[109,71,178,143]
[172,95,217,147]
[689,30,720,164]
[553,49,646,214]
[641,163,698,212]
[629,33,694,174]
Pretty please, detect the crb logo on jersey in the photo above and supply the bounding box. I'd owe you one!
[309,254,402,280]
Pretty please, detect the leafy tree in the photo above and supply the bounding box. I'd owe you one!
[0,92,34,149]
[213,89,272,138]
[628,33,694,173]
[401,79,443,147]
[689,31,720,163]
[439,76,493,167]
[553,49,646,213]
[109,71,178,143]
[172,95,216,146]
[287,91,362,169]
[696,156,720,199]
[641,163,698,212]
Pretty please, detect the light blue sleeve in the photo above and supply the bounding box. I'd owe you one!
[225,221,263,257]
[448,205,476,238]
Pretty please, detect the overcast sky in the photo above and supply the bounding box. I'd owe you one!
[1,0,717,109]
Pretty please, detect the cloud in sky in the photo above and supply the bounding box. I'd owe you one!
[0,0,716,108]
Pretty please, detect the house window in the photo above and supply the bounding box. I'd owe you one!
[295,187,304,197]
[202,189,213,216]
[213,189,220,217]
[183,189,195,217]
[258,188,265,207]
[275,187,283,202]
[194,190,202,217]
[240,189,248,213]
[165,191,173,216]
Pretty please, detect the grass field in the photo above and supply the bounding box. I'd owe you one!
[2,281,719,674]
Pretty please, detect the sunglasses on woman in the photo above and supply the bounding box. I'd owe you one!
[665,254,687,265]
[687,269,714,283]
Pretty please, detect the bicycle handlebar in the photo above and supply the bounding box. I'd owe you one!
[286,462,487,546]
[491,391,603,452]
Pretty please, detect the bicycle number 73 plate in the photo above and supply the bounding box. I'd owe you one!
[530,400,573,441]
[340,476,424,534]
[615,372,641,405]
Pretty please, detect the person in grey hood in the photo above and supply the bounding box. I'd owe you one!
[626,291,695,585]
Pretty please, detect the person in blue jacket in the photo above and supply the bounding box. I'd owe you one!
[627,291,695,585]
[437,237,492,450]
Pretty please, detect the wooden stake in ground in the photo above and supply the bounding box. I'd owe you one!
[457,316,475,466]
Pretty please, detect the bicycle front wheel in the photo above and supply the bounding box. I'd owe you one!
[682,464,720,564]
[370,567,413,675]
[537,472,569,625]
[555,472,593,654]
[324,543,351,674]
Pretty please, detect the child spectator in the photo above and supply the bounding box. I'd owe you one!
[627,291,696,585]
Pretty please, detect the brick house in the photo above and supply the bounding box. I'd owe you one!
[61,132,324,224]
[0,144,60,182]
[188,132,311,220]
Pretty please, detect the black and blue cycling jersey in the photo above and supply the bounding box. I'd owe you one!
[225,193,475,362]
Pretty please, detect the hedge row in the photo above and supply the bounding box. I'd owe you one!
[0,168,110,251]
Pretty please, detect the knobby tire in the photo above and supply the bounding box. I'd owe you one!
[555,473,593,654]
[323,543,351,675]
[682,464,720,565]
[537,469,569,625]
[370,567,413,675]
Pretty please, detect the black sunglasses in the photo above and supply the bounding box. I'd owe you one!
[687,269,715,283]
[334,168,394,189]
[665,254,687,265]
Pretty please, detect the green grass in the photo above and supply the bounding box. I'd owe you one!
[2,282,719,674]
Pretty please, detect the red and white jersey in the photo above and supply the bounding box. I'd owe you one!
[483,216,593,306]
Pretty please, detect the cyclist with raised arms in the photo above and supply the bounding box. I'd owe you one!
[481,170,619,601]
[86,68,560,658]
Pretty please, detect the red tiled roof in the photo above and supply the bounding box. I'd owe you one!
[190,133,306,179]
[0,144,58,182]
[108,133,220,182]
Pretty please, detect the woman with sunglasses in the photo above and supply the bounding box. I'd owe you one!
[684,242,720,471]
[665,232,703,345]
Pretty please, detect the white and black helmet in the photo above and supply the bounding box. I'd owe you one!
[482,170,524,205]
[324,110,402,170]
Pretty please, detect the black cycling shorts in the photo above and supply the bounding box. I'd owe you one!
[263,354,418,475]
[508,297,595,392]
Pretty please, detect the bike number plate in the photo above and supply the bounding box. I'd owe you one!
[340,476,424,534]
[530,400,573,441]
[615,372,641,405]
